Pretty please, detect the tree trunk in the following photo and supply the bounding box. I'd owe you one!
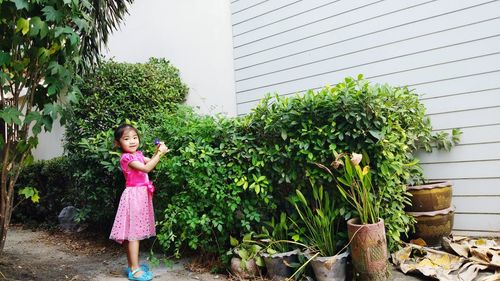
[0,182,11,252]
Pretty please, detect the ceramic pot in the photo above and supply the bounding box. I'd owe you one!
[406,181,452,212]
[261,249,299,281]
[304,250,349,281]
[407,206,455,247]
[347,218,388,281]
[230,257,259,279]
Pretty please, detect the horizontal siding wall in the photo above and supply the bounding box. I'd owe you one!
[230,0,500,234]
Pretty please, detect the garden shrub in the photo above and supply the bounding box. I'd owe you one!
[13,157,73,226]
[243,76,457,249]
[149,106,273,258]
[64,58,188,225]
[65,57,188,152]
[72,76,456,257]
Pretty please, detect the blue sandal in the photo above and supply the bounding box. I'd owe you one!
[128,267,152,281]
[126,264,150,276]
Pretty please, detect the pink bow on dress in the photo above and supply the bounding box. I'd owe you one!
[146,181,155,194]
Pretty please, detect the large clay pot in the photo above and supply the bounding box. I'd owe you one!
[406,181,452,212]
[304,250,349,281]
[230,257,260,279]
[407,206,455,247]
[347,218,388,281]
[260,249,299,281]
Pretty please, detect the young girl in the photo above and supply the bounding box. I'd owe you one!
[110,124,169,281]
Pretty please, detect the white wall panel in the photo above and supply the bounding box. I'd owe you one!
[451,179,500,196]
[231,0,500,233]
[421,161,500,179]
[236,36,500,92]
[454,196,500,213]
[236,52,500,104]
[423,89,500,115]
[417,143,500,164]
[233,0,340,35]
[235,17,500,81]
[234,0,495,64]
[454,214,500,232]
[428,106,500,131]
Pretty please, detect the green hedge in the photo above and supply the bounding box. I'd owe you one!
[13,157,73,225]
[65,57,188,152]
[20,76,456,257]
[63,58,189,225]
[149,77,456,253]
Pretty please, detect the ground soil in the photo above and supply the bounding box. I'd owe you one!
[0,226,496,281]
[0,226,222,281]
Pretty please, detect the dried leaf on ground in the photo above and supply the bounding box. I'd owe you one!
[392,244,485,281]
[443,236,500,268]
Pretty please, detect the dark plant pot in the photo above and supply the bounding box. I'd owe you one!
[230,257,260,279]
[304,250,349,281]
[406,181,452,212]
[261,249,299,281]
[347,218,388,281]
[407,206,455,247]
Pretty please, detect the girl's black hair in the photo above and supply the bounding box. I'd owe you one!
[114,124,140,142]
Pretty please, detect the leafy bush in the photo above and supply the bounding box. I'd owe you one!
[149,106,273,257]
[65,57,188,152]
[64,58,188,225]
[13,157,73,225]
[70,76,456,256]
[244,76,458,249]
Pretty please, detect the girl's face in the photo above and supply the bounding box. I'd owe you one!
[117,128,140,153]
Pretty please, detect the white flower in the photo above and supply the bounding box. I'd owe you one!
[350,153,362,166]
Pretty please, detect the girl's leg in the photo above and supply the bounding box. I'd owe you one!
[125,240,146,277]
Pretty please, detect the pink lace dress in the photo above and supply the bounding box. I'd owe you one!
[109,151,156,243]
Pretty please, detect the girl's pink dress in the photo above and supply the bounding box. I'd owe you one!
[109,151,156,243]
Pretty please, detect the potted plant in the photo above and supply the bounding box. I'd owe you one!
[228,233,264,279]
[405,181,454,246]
[325,152,389,281]
[289,180,349,281]
[258,212,300,281]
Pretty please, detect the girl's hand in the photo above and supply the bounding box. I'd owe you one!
[157,142,170,155]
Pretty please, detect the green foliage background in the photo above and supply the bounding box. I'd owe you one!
[65,58,188,152]
[16,75,458,259]
[64,58,189,225]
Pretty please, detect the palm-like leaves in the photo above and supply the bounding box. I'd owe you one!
[80,0,134,70]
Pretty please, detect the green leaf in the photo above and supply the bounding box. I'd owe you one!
[0,51,12,66]
[42,6,63,22]
[72,17,89,31]
[43,103,61,120]
[15,17,29,35]
[281,129,287,140]
[18,186,40,203]
[29,17,49,38]
[0,107,22,125]
[230,236,238,247]
[11,0,28,10]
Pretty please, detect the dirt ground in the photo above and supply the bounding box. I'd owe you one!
[0,226,496,281]
[0,226,222,281]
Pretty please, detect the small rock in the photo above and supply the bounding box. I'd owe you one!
[58,206,78,232]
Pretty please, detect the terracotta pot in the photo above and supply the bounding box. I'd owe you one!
[260,249,299,281]
[347,218,388,281]
[230,257,259,279]
[407,206,455,247]
[406,181,452,212]
[304,250,349,281]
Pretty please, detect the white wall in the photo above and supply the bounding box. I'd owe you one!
[33,0,237,160]
[31,119,64,160]
[230,0,500,234]
[105,0,237,116]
